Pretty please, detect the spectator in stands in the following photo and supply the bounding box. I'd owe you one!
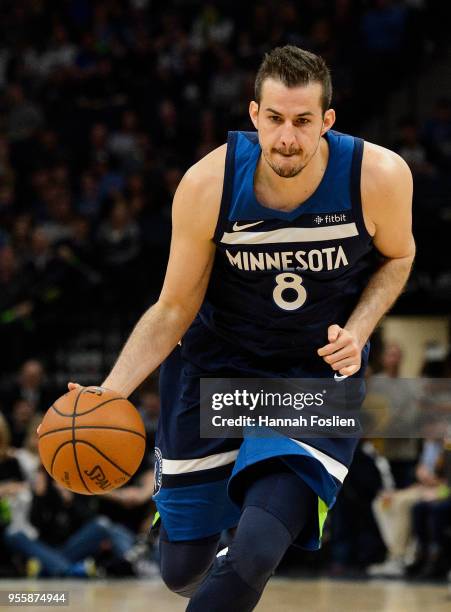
[4,432,157,580]
[0,246,35,372]
[209,51,244,115]
[410,471,451,578]
[0,412,28,533]
[13,414,41,487]
[96,196,142,309]
[76,171,102,219]
[108,110,142,173]
[96,450,155,536]
[195,109,221,160]
[369,349,451,577]
[368,438,445,577]
[26,228,57,275]
[0,246,29,321]
[408,355,451,578]
[7,399,35,449]
[2,360,54,417]
[9,214,33,265]
[328,440,387,576]
[0,411,39,576]
[39,190,75,246]
[366,342,420,488]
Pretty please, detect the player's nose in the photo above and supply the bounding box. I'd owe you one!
[278,124,297,150]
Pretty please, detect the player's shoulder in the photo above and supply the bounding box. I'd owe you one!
[181,143,227,195]
[171,144,227,239]
[360,139,413,228]
[362,139,412,188]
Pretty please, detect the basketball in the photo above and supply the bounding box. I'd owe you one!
[38,386,146,495]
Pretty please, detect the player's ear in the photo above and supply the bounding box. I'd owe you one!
[249,101,259,129]
[321,108,335,135]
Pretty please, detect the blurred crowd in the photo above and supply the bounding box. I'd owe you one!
[1,341,451,581]
[0,0,451,582]
[0,1,451,375]
[0,359,160,578]
[328,340,451,582]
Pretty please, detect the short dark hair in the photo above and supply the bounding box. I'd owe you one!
[254,45,332,114]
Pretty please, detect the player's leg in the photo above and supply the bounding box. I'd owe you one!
[154,344,241,596]
[186,458,317,611]
[159,525,221,597]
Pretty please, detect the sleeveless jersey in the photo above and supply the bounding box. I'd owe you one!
[186,129,378,367]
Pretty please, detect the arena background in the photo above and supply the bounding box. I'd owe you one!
[0,1,450,610]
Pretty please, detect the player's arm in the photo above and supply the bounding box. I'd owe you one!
[98,146,226,397]
[318,144,415,375]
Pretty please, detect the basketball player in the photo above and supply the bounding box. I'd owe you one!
[57,47,415,609]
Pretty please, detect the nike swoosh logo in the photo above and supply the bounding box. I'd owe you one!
[232,221,264,232]
[334,373,349,381]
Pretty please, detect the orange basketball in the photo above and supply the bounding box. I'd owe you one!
[38,386,146,495]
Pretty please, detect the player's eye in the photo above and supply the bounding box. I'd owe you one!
[269,115,282,123]
[296,118,310,126]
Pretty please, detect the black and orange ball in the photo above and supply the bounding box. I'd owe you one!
[38,386,146,495]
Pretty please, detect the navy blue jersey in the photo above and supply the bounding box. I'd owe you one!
[184,129,378,367]
[155,130,375,542]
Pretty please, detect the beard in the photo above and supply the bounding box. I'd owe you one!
[262,147,306,178]
[262,136,322,179]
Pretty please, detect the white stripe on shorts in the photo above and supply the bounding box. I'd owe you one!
[289,439,349,482]
[162,449,239,475]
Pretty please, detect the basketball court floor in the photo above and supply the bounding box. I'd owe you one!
[0,577,449,611]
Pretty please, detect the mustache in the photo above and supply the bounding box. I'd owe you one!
[273,148,301,156]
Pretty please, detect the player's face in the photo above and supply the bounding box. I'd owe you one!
[249,78,335,178]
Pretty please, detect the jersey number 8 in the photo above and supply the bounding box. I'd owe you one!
[273,273,307,311]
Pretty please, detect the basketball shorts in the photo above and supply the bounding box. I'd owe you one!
[152,335,369,551]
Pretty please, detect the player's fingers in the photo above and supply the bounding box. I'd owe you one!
[327,324,342,343]
[338,364,361,376]
[36,424,41,435]
[329,357,358,371]
[317,335,349,356]
[323,346,355,364]
[67,382,82,391]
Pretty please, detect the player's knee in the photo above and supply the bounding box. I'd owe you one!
[160,562,206,598]
[232,546,277,590]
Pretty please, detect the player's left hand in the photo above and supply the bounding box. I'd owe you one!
[317,324,362,376]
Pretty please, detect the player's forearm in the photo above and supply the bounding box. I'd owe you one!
[101,300,194,397]
[344,255,414,348]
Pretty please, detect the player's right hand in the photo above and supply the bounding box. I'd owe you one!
[36,382,83,435]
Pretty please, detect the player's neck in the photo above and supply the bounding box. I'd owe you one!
[255,136,329,212]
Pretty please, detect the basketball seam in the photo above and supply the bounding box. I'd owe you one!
[39,426,146,440]
[48,438,137,491]
[73,387,94,493]
[50,440,73,476]
[51,397,122,417]
[74,440,134,477]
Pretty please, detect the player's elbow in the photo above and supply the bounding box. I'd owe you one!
[153,297,200,330]
[404,236,416,262]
